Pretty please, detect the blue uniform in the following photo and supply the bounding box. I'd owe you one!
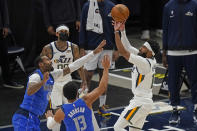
[61,98,94,131]
[163,0,197,106]
[12,69,54,131]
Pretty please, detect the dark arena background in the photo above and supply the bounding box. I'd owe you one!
[1,0,196,130]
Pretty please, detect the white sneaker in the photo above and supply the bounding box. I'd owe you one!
[141,30,150,40]
[155,29,163,38]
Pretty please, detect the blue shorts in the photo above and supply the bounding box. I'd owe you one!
[12,108,40,131]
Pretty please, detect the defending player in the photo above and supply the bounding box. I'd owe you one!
[113,22,160,131]
[45,55,110,131]
[41,25,88,130]
[12,41,105,131]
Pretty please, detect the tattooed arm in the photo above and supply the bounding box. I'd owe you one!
[40,44,53,59]
[72,44,87,89]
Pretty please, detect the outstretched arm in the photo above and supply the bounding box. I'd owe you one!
[83,55,110,108]
[72,44,87,89]
[120,30,139,55]
[62,40,106,76]
[114,22,130,60]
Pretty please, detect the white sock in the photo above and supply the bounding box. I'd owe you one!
[194,104,197,111]
[99,95,106,107]
[172,106,178,110]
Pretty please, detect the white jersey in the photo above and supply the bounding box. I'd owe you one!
[130,56,156,99]
[121,30,156,100]
[50,41,74,82]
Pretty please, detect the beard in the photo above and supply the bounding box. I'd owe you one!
[137,52,147,58]
[44,64,54,72]
[49,66,54,72]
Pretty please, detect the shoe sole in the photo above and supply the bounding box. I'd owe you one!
[3,84,24,89]
[169,118,180,124]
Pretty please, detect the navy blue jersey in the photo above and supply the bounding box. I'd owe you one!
[61,99,94,131]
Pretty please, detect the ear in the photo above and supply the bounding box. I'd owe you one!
[56,32,59,37]
[39,62,43,68]
[147,50,153,58]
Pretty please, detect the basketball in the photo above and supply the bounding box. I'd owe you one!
[111,4,130,22]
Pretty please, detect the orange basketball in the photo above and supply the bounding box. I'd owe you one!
[111,4,130,22]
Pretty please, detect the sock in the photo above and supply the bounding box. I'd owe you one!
[172,106,178,110]
[194,104,197,111]
[99,95,106,107]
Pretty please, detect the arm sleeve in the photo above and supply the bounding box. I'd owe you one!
[162,6,169,50]
[50,69,63,81]
[1,0,9,27]
[79,4,88,49]
[120,30,139,55]
[29,74,41,83]
[69,51,94,72]
[128,54,151,75]
[42,0,51,27]
[47,117,58,129]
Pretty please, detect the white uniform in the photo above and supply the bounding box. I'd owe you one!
[114,30,156,130]
[84,50,113,70]
[50,41,74,109]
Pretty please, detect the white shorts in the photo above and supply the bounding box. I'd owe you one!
[84,50,113,71]
[51,78,72,109]
[115,99,153,129]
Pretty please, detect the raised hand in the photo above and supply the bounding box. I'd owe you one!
[45,110,54,118]
[93,40,106,54]
[43,72,50,83]
[112,21,125,32]
[102,55,110,69]
[47,26,56,35]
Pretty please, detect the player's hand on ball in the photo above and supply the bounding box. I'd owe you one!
[93,40,106,54]
[113,21,125,32]
[102,55,110,69]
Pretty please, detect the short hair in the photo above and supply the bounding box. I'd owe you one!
[63,81,79,100]
[34,56,43,69]
[147,39,160,56]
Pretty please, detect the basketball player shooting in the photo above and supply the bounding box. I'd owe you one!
[113,21,160,131]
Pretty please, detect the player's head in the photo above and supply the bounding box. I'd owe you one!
[56,25,69,41]
[63,81,79,100]
[138,39,160,58]
[34,56,54,72]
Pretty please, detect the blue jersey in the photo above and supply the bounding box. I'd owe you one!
[61,99,94,131]
[20,69,54,116]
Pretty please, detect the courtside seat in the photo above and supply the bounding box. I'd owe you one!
[7,29,25,73]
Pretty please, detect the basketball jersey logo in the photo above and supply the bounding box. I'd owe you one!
[50,41,74,70]
[54,55,72,69]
